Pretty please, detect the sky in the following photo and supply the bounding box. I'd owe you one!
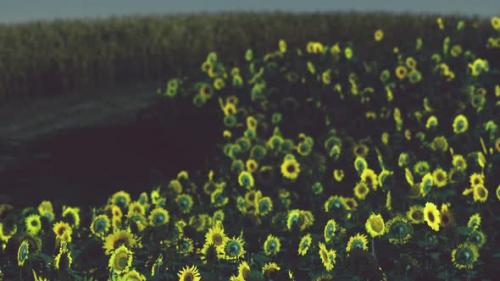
[0,0,499,23]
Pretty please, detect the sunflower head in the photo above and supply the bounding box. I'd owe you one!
[361,168,379,191]
[472,185,488,202]
[62,206,81,228]
[432,168,448,188]
[108,245,133,274]
[318,242,336,272]
[17,240,30,267]
[178,265,201,281]
[205,222,226,247]
[467,230,486,248]
[354,182,370,200]
[53,221,73,244]
[263,235,281,256]
[237,261,251,280]
[298,233,312,256]
[177,237,194,256]
[218,236,246,261]
[25,214,42,236]
[123,270,146,281]
[37,201,55,222]
[103,230,139,255]
[262,262,281,278]
[386,216,413,245]
[149,207,170,226]
[90,214,111,237]
[423,202,441,231]
[280,157,301,180]
[452,114,469,134]
[451,243,479,270]
[238,171,255,189]
[467,213,481,230]
[323,219,337,243]
[365,213,385,238]
[176,194,194,214]
[111,191,131,208]
[346,233,369,253]
[257,197,273,216]
[374,29,384,42]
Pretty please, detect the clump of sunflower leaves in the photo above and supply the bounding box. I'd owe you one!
[1,15,500,281]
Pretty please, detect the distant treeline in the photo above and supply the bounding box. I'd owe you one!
[0,12,493,101]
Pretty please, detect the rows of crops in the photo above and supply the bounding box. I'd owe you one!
[0,14,499,281]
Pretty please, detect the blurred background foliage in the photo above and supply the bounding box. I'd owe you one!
[0,12,495,101]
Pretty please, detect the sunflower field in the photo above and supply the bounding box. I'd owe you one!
[0,15,500,281]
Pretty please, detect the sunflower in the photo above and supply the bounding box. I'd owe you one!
[407,205,425,224]
[104,230,140,255]
[0,222,16,243]
[354,182,370,200]
[298,233,312,256]
[218,236,246,261]
[237,261,251,280]
[238,171,255,189]
[17,240,30,267]
[492,16,500,30]
[496,185,500,201]
[53,221,73,244]
[413,161,430,176]
[177,237,194,255]
[353,144,369,158]
[425,115,439,129]
[365,213,385,237]
[62,207,80,228]
[178,265,201,281]
[472,184,488,202]
[395,65,408,80]
[452,114,469,134]
[109,245,133,274]
[361,168,379,191]
[257,197,273,216]
[90,215,111,237]
[176,194,194,214]
[245,159,258,173]
[318,242,336,272]
[386,216,413,245]
[467,213,481,230]
[467,230,487,248]
[354,156,368,174]
[440,203,454,228]
[25,214,42,236]
[346,233,368,253]
[205,223,226,247]
[324,196,349,213]
[423,202,441,231]
[374,29,384,42]
[111,191,131,208]
[430,136,449,152]
[432,168,448,188]
[212,210,225,223]
[37,201,55,222]
[123,270,146,281]
[280,157,301,180]
[263,235,281,256]
[451,243,479,270]
[323,219,337,243]
[262,262,281,277]
[127,201,146,218]
[419,173,434,197]
[148,207,170,226]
